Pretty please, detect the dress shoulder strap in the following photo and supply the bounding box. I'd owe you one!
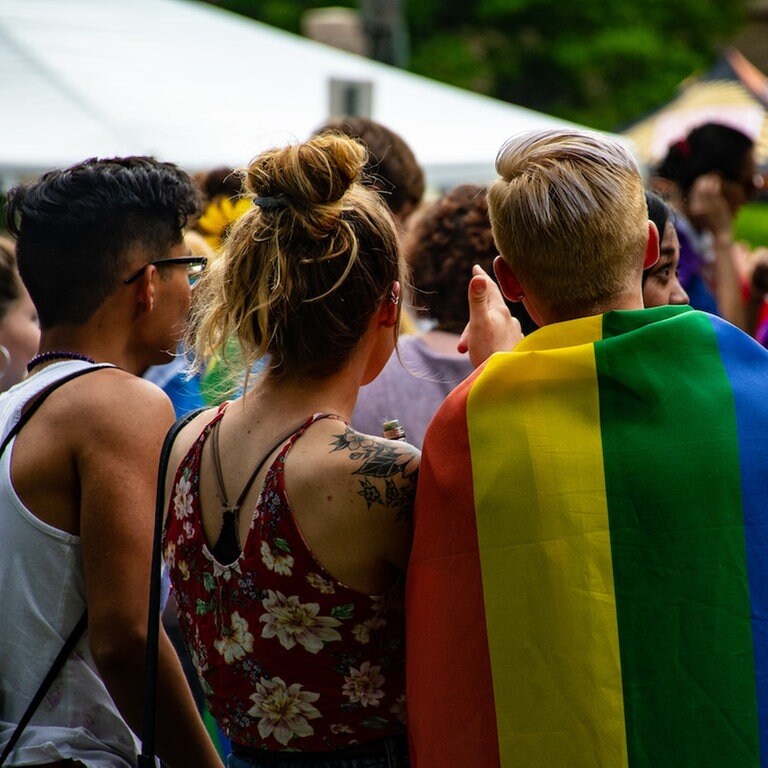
[209,412,345,564]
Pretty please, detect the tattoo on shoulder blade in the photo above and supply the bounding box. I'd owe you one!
[329,428,418,519]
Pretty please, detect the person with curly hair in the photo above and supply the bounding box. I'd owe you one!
[352,184,517,448]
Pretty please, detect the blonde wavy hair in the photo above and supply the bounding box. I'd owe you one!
[188,133,404,383]
[488,129,648,317]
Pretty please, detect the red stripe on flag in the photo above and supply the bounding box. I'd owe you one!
[407,372,500,767]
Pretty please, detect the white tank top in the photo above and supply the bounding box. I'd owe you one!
[0,361,140,767]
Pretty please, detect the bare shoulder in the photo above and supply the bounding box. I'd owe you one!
[57,367,175,441]
[288,420,421,577]
[167,406,219,476]
[294,419,421,521]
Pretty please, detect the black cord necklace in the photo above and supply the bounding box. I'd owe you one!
[27,351,96,373]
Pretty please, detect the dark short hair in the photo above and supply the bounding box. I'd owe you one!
[656,123,754,196]
[6,156,200,329]
[314,117,425,218]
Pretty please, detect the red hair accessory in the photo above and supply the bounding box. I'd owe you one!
[675,139,690,158]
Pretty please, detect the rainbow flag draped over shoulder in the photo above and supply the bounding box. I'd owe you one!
[407,305,768,768]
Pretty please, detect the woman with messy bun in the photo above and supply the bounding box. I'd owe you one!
[162,134,418,766]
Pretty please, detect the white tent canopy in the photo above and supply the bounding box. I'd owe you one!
[0,0,611,189]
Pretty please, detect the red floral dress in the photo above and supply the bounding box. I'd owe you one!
[163,410,406,751]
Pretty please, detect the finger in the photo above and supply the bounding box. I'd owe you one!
[457,324,469,354]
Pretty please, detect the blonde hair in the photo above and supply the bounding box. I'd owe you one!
[487,129,648,316]
[188,133,404,383]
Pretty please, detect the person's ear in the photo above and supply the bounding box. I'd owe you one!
[134,266,157,313]
[379,281,401,328]
[643,221,660,270]
[493,255,525,302]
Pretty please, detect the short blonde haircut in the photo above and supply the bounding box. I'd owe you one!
[188,133,404,384]
[487,129,648,315]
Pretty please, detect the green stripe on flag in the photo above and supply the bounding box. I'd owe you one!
[597,310,759,767]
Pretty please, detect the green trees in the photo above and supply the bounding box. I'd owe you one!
[201,0,748,129]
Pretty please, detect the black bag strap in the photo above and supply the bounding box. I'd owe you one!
[0,363,113,767]
[0,613,88,766]
[138,406,207,768]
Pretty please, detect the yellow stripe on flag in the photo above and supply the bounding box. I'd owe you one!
[466,316,629,768]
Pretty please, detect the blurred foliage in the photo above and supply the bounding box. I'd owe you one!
[736,202,768,248]
[198,0,749,130]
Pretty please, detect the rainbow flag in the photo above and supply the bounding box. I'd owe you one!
[407,305,768,768]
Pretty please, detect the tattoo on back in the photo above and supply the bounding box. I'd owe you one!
[329,429,417,520]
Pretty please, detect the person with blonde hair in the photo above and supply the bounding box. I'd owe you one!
[163,133,418,767]
[408,129,768,767]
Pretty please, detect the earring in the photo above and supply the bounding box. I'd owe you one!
[516,293,525,300]
[389,290,400,306]
[0,345,10,381]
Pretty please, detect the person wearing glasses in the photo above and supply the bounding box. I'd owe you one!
[653,122,760,330]
[162,133,419,767]
[0,157,222,768]
[143,231,214,418]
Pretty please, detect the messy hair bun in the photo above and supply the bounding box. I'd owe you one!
[188,133,403,386]
[248,135,366,206]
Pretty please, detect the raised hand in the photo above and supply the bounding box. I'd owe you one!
[457,264,523,368]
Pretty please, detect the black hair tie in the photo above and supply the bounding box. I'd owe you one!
[253,195,288,211]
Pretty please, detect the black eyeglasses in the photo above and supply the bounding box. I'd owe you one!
[123,256,208,286]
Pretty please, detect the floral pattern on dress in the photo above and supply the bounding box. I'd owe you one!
[306,573,336,594]
[163,410,406,752]
[260,590,342,654]
[214,611,255,664]
[248,676,321,746]
[342,662,386,708]
[174,471,194,519]
[351,616,386,645]
[261,540,294,576]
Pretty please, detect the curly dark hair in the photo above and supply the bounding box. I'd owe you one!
[6,156,200,329]
[404,184,498,333]
[313,117,424,219]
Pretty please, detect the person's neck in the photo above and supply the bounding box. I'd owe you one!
[37,327,142,376]
[245,367,361,425]
[538,289,645,326]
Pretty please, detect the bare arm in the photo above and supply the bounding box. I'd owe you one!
[78,376,222,768]
[328,428,420,573]
[688,174,747,330]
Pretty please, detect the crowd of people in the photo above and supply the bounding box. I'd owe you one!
[1,116,767,768]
